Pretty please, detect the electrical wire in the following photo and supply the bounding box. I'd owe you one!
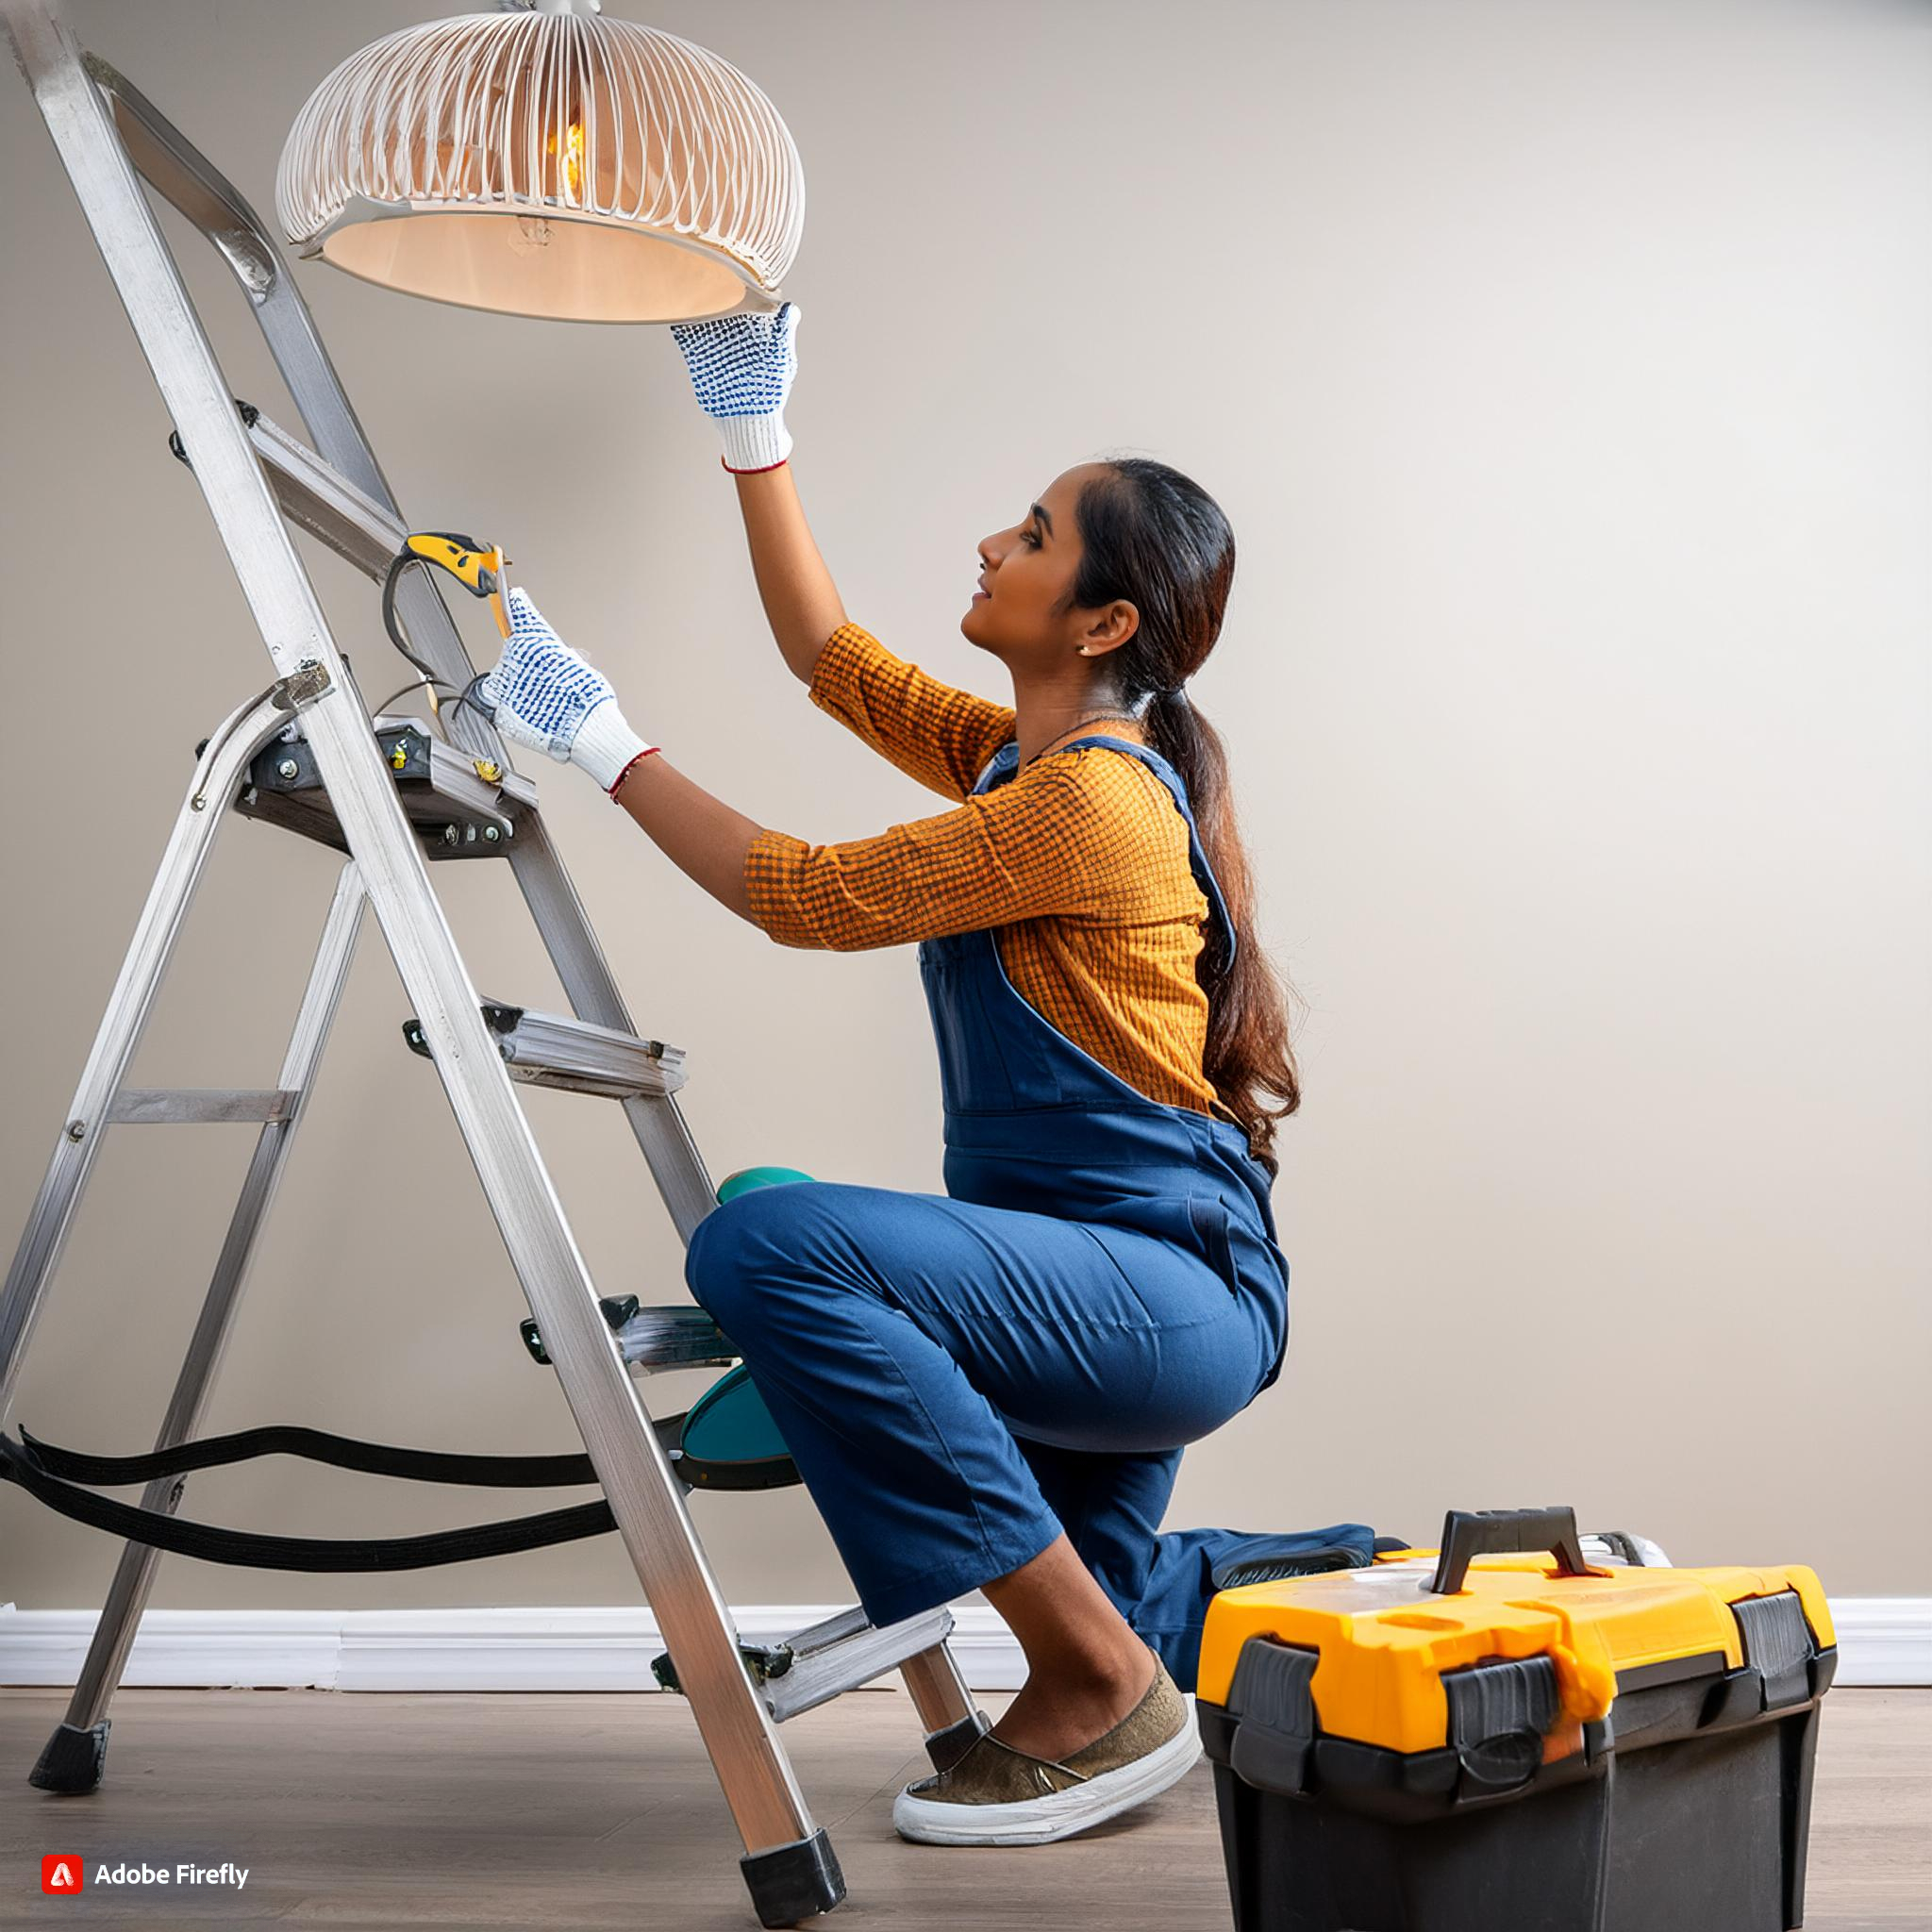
[370,673,446,718]
[378,553,500,751]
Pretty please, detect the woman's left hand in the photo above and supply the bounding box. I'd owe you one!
[475,589,655,795]
[671,301,800,474]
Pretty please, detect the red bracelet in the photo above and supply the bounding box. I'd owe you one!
[607,745,661,798]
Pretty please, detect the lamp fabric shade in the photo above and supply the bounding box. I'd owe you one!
[276,8,805,324]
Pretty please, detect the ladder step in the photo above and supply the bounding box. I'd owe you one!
[404,1002,687,1101]
[172,404,404,580]
[106,1089,297,1125]
[233,717,535,858]
[521,1296,737,1374]
[612,1304,737,1371]
[251,410,403,578]
[762,1606,956,1723]
[655,1607,960,1724]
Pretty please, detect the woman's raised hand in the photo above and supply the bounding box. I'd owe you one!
[672,300,841,682]
[474,589,656,796]
[671,301,800,474]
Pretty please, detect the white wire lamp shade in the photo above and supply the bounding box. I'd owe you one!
[276,0,804,324]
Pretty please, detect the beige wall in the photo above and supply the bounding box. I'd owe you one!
[2,0,1925,1614]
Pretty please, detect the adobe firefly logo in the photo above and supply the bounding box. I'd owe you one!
[39,1856,251,1893]
[42,1855,83,1894]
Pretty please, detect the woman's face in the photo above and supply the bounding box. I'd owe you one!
[961,462,1130,672]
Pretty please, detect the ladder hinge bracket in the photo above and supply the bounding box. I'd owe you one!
[651,1641,793,1697]
[272,662,332,712]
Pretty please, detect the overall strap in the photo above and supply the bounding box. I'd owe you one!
[974,736,1239,968]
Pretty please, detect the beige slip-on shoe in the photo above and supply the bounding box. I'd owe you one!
[892,1649,1200,1847]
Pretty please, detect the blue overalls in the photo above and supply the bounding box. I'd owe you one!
[686,737,1374,1690]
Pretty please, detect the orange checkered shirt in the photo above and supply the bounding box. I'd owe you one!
[744,624,1221,1118]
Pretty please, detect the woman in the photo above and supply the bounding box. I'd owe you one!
[476,306,1374,1846]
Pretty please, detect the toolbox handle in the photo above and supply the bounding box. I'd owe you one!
[1428,1507,1599,1595]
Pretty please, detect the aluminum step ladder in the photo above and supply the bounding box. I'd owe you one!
[0,6,982,1924]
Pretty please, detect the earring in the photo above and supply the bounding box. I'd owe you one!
[1077,647,1090,656]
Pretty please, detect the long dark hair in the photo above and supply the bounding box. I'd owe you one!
[1065,457,1301,1168]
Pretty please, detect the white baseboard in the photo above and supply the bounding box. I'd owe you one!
[1824,1599,1932,1687]
[0,1599,1924,1692]
[0,1604,1030,1692]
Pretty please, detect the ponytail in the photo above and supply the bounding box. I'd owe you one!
[1069,462,1301,1169]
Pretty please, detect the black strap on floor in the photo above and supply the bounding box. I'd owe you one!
[15,1422,598,1488]
[0,1427,620,1573]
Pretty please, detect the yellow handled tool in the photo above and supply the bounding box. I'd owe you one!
[382,529,514,649]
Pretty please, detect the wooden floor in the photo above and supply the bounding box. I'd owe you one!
[2,1687,1925,1928]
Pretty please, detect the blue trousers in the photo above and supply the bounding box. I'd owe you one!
[686,1180,1356,1690]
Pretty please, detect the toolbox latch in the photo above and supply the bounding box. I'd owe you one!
[1226,1638,1321,1797]
[1444,1655,1559,1801]
[1729,1591,1820,1713]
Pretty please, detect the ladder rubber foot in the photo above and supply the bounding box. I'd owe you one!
[29,1720,110,1794]
[923,1708,992,1774]
[740,1825,845,1927]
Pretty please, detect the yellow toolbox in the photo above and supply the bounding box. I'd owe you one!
[1195,1506,1835,1932]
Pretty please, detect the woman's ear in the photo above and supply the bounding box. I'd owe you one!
[1079,600,1139,658]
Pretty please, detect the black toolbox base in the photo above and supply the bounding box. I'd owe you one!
[1211,1701,1821,1932]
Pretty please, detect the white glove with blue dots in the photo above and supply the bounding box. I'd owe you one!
[671,302,800,473]
[474,589,654,795]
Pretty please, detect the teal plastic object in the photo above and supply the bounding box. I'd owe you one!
[679,1365,799,1491]
[716,1166,814,1203]
[684,1169,809,1489]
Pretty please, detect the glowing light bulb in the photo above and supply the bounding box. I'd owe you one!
[543,120,586,200]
